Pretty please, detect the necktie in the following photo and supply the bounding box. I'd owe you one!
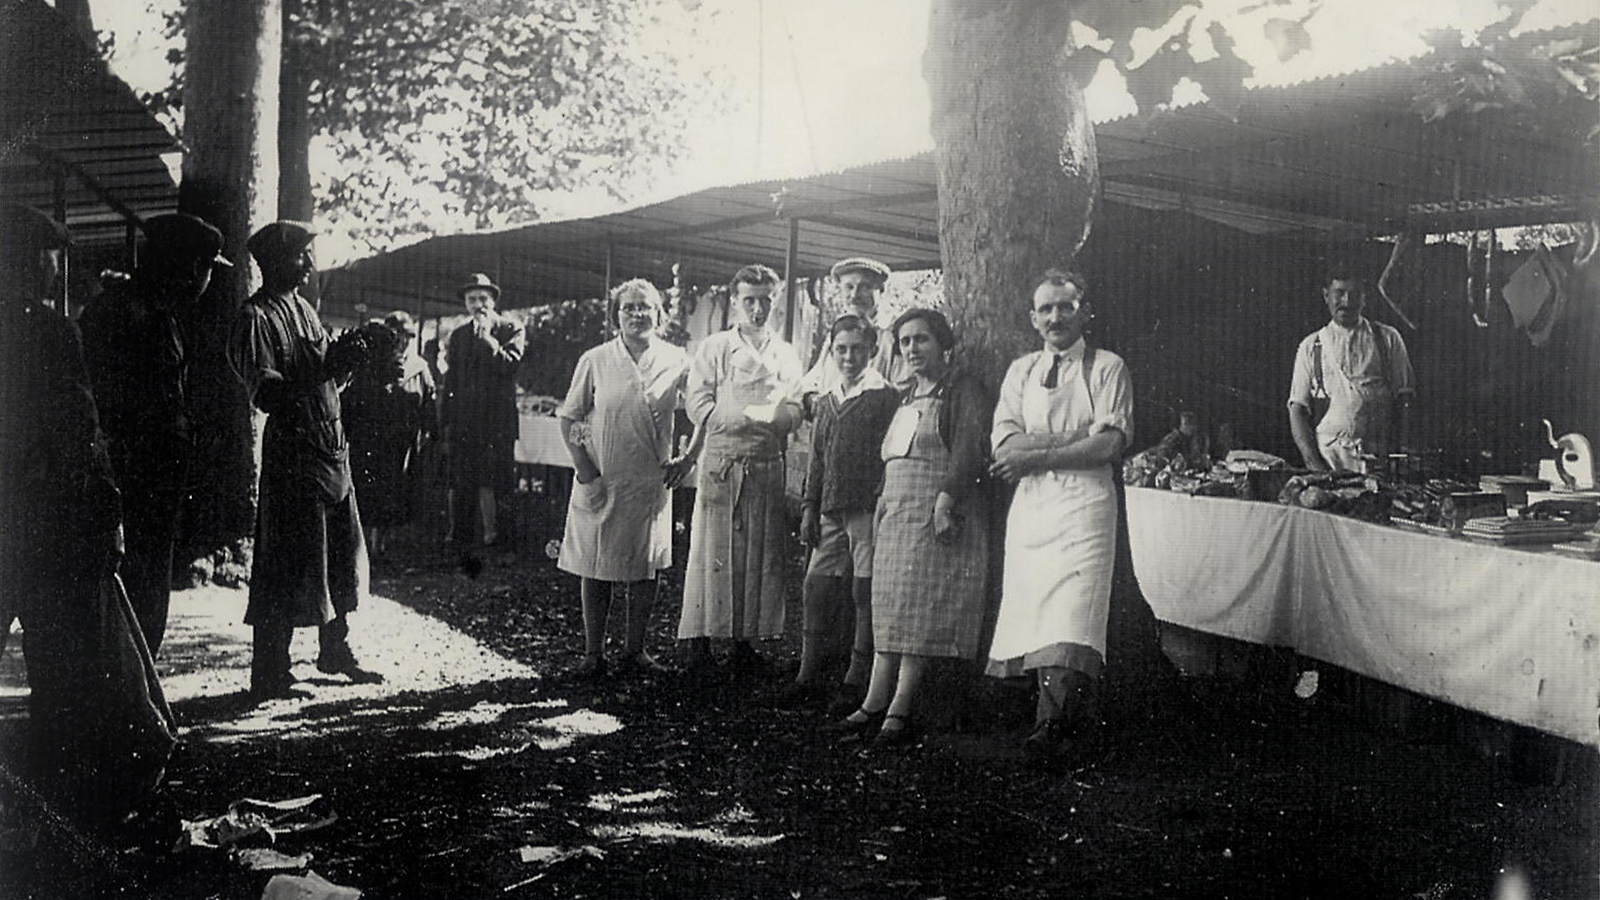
[1042,353,1063,389]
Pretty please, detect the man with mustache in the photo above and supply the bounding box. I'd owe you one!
[667,264,803,678]
[1287,267,1415,472]
[987,268,1133,765]
[440,273,526,548]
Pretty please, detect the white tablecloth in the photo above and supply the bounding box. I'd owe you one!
[516,414,571,467]
[1126,487,1600,746]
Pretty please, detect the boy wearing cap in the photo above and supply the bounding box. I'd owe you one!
[80,213,232,654]
[1,204,176,830]
[230,220,382,699]
[440,273,526,547]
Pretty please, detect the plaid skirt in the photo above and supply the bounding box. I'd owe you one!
[871,454,990,659]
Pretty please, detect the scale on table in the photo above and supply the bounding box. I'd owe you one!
[1539,419,1596,492]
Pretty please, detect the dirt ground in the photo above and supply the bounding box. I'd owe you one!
[2,522,1596,900]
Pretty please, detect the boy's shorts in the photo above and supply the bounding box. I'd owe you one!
[805,509,875,577]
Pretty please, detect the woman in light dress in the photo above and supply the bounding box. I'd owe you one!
[557,279,689,678]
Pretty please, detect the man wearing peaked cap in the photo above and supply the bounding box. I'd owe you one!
[80,212,233,655]
[1,203,178,830]
[798,256,904,412]
[229,220,383,700]
[440,271,525,548]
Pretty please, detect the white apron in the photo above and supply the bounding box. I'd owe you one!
[987,360,1118,669]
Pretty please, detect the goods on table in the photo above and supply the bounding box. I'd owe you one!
[1277,471,1393,522]
[1461,516,1585,545]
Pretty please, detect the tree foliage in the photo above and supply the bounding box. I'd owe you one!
[134,0,723,256]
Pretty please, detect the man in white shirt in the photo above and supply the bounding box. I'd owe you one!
[1287,268,1416,472]
[798,257,905,412]
[987,269,1134,765]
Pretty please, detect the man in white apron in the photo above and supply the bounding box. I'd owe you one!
[1287,268,1415,472]
[987,269,1134,764]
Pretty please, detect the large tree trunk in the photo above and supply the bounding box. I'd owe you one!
[923,0,1097,388]
[175,0,282,575]
[277,0,319,306]
[921,0,1170,730]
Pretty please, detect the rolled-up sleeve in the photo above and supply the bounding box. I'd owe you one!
[1090,354,1134,444]
[1287,335,1315,410]
[557,349,596,421]
[685,337,720,426]
[1386,329,1416,396]
[990,355,1031,451]
[229,306,291,414]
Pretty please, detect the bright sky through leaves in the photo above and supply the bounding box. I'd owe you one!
[91,0,1596,265]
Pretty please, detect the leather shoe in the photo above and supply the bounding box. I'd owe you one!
[615,653,672,677]
[825,683,866,719]
[316,655,385,684]
[872,713,917,749]
[820,706,887,742]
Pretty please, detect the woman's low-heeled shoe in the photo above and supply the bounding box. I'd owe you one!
[820,706,887,740]
[872,713,917,748]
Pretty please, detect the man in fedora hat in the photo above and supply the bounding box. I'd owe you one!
[80,213,233,655]
[1,203,177,831]
[440,272,526,547]
[230,220,382,700]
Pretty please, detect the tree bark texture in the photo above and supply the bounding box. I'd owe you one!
[278,11,318,305]
[176,0,283,569]
[923,0,1098,389]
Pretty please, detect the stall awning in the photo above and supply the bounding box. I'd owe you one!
[325,22,1598,318]
[0,0,180,251]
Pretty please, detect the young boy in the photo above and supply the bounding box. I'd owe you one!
[775,315,901,712]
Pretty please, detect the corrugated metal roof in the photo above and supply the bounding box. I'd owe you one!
[326,25,1599,319]
[1,0,179,253]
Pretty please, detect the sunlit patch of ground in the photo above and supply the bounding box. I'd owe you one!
[578,788,785,849]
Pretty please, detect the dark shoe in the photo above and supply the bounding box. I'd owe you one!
[820,707,887,742]
[1023,716,1103,768]
[872,713,917,748]
[316,655,385,685]
[724,642,770,677]
[825,682,866,719]
[615,653,672,677]
[573,654,608,680]
[247,674,305,702]
[769,680,828,710]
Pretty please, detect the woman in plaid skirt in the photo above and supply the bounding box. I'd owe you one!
[824,308,993,747]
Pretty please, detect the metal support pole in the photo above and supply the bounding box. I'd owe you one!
[783,217,799,342]
[125,223,139,271]
[603,242,614,297]
[53,170,68,315]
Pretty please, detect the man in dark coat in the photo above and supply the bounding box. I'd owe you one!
[79,213,233,655]
[229,221,382,700]
[440,272,526,546]
[0,204,176,831]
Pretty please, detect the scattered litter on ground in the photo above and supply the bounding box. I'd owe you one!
[260,868,361,900]
[1294,670,1320,699]
[515,844,605,865]
[178,795,336,850]
[236,848,314,871]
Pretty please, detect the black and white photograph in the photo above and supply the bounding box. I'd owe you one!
[1,0,1597,897]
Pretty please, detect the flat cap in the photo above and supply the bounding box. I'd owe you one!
[829,256,890,282]
[144,213,231,267]
[457,272,501,299]
[247,220,317,264]
[1,203,71,255]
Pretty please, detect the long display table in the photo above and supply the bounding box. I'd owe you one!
[1125,486,1600,746]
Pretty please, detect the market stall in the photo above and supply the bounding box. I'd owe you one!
[1127,486,1600,747]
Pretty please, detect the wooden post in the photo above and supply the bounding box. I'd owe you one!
[603,242,614,297]
[783,216,799,342]
[126,223,139,271]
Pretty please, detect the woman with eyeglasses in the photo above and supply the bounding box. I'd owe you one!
[343,310,436,561]
[557,279,689,678]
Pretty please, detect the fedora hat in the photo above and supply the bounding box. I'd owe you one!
[457,272,500,299]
